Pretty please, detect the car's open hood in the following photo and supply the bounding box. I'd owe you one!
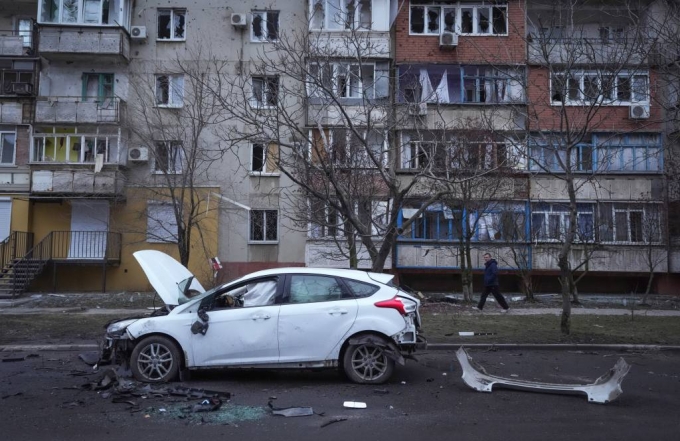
[133,250,205,306]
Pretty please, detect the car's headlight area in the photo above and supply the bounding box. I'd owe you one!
[105,319,137,339]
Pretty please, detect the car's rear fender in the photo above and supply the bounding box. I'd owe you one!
[325,313,407,360]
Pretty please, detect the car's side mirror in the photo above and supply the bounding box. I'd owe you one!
[191,308,210,335]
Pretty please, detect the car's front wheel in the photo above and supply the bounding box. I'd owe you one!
[342,336,395,384]
[130,336,181,383]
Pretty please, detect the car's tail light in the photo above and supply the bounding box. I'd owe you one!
[374,297,406,315]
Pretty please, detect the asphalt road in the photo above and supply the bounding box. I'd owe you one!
[1,348,678,441]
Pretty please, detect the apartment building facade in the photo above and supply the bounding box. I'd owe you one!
[0,0,677,294]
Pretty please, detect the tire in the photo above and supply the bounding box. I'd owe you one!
[342,336,395,384]
[130,336,181,383]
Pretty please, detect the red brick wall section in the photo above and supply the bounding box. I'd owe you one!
[395,0,527,64]
[15,126,30,165]
[526,67,663,132]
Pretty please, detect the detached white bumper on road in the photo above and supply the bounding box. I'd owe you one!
[456,347,631,404]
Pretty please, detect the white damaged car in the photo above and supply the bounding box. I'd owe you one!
[100,251,425,384]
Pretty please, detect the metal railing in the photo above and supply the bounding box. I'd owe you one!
[6,231,122,297]
[35,96,123,124]
[0,231,34,272]
[0,27,36,56]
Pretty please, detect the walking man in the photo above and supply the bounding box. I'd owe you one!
[474,253,509,312]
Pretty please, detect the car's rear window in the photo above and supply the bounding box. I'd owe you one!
[344,279,379,298]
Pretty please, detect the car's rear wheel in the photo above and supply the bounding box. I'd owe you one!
[130,336,181,383]
[342,336,395,384]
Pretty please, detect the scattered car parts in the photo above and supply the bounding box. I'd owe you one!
[455,347,631,404]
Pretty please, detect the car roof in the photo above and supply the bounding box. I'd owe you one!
[230,267,394,285]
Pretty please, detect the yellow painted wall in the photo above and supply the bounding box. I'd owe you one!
[28,187,220,293]
[6,195,30,233]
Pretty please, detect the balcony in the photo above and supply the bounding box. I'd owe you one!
[38,26,130,62]
[308,32,390,58]
[31,169,123,196]
[0,102,32,124]
[35,97,123,124]
[527,37,646,65]
[397,104,524,131]
[0,28,36,57]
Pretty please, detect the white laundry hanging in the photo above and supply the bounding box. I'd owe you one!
[434,70,450,103]
[419,68,434,102]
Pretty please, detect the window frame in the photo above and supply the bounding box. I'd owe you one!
[600,203,662,244]
[0,131,17,166]
[250,10,279,42]
[146,201,179,243]
[157,8,186,41]
[309,0,374,31]
[250,141,280,175]
[250,76,279,109]
[154,74,184,108]
[31,126,118,164]
[38,0,126,26]
[153,140,183,174]
[249,209,279,244]
[530,203,595,243]
[409,3,508,36]
[550,71,649,106]
[308,61,377,100]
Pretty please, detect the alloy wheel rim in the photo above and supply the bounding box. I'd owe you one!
[351,345,387,381]
[137,343,174,380]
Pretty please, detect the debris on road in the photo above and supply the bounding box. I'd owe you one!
[456,347,631,404]
[373,388,389,395]
[2,354,38,362]
[343,401,367,409]
[78,352,100,366]
[320,417,348,428]
[268,401,314,417]
[448,332,497,337]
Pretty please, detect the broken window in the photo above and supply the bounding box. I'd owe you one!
[154,141,183,173]
[39,0,123,24]
[157,9,185,40]
[310,199,343,238]
[410,5,439,34]
[309,62,376,99]
[552,71,649,105]
[155,74,184,106]
[250,209,278,242]
[317,0,372,30]
[251,11,279,42]
[251,142,279,173]
[492,7,507,34]
[461,7,473,33]
[251,76,279,107]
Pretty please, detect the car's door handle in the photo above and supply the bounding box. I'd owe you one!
[328,308,348,315]
[251,314,271,320]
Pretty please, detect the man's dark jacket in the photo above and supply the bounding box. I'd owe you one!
[483,259,499,286]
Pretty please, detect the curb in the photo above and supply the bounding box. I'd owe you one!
[3,343,680,353]
[425,343,680,352]
[0,344,99,352]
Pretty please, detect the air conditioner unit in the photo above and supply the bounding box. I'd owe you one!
[11,82,33,95]
[128,147,149,162]
[408,102,428,116]
[440,31,458,48]
[130,26,147,40]
[231,13,248,27]
[629,104,650,119]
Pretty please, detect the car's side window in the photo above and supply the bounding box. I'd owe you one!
[212,278,278,309]
[343,279,379,298]
[287,275,345,304]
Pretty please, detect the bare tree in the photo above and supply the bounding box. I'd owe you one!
[195,21,495,272]
[123,45,229,268]
[638,201,666,305]
[500,1,660,333]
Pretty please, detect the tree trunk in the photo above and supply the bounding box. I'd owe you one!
[521,273,534,301]
[558,257,572,334]
[641,272,654,305]
[569,271,581,304]
[460,244,472,302]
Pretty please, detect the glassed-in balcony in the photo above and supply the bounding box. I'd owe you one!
[31,126,121,165]
[35,96,123,124]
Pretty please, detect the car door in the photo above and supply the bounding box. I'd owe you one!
[277,274,358,363]
[190,277,281,367]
